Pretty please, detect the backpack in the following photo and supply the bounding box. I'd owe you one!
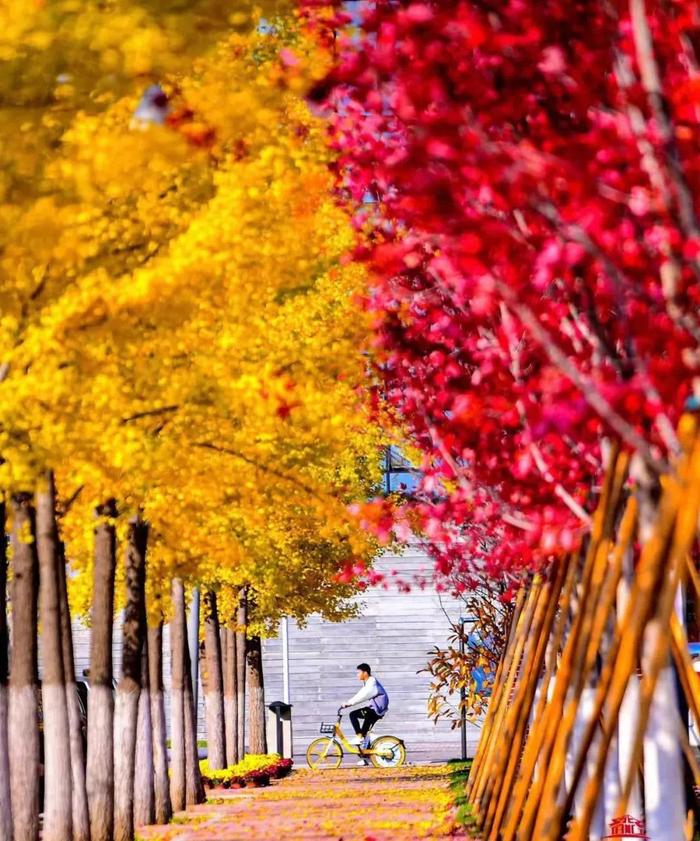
[370,679,389,716]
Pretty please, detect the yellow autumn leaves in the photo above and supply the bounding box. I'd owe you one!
[0,5,385,629]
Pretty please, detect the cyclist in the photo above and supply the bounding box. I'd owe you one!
[339,663,389,753]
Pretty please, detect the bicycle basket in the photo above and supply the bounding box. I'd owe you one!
[319,722,335,734]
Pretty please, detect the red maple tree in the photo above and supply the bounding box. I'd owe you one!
[301,0,700,584]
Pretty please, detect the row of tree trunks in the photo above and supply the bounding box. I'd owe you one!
[1,485,256,839]
[9,494,40,841]
[0,503,11,841]
[1,488,79,841]
[202,586,269,766]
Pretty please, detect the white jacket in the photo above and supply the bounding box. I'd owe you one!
[346,676,380,707]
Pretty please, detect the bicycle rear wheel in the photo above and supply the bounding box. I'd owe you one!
[306,737,343,769]
[369,735,406,768]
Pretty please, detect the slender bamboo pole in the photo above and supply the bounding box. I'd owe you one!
[473,584,542,819]
[567,430,700,840]
[487,562,566,839]
[564,526,676,841]
[482,578,550,833]
[477,422,700,841]
[618,543,689,812]
[670,613,700,745]
[465,604,524,794]
[467,588,526,799]
[556,496,638,827]
[675,715,700,790]
[501,554,580,841]
[467,604,521,802]
[532,544,613,838]
[517,455,621,840]
[685,554,700,599]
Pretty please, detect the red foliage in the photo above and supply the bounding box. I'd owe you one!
[299,0,700,584]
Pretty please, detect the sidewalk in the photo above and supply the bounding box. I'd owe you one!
[136,765,468,840]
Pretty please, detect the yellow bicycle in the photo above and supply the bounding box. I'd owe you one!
[306,708,407,769]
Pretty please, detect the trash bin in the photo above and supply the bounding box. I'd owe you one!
[267,701,293,758]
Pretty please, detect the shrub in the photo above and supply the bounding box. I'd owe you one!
[199,754,293,789]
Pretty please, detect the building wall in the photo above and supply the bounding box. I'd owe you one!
[68,544,480,764]
[261,546,480,763]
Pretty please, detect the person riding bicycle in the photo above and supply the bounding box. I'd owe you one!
[339,663,389,751]
[306,664,403,770]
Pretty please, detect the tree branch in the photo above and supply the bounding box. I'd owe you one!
[192,441,325,501]
[629,0,700,240]
[120,405,180,424]
[497,282,668,473]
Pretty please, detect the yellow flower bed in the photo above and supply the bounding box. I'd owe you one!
[199,753,291,785]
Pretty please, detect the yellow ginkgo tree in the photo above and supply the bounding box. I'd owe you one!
[0,9,387,841]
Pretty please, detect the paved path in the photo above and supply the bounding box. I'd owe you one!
[136,765,467,840]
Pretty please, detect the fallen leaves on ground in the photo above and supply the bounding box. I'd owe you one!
[136,764,470,840]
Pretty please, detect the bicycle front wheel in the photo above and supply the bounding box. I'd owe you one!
[306,737,343,769]
[369,735,406,768]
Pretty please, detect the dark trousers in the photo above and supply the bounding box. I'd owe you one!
[349,707,380,737]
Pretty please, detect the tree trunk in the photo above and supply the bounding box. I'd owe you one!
[236,588,247,759]
[566,684,606,841]
[643,663,686,841]
[203,590,226,769]
[114,517,148,841]
[9,493,40,841]
[616,547,643,821]
[0,502,12,841]
[148,623,172,825]
[57,541,90,841]
[246,635,267,755]
[133,647,154,828]
[221,629,228,695]
[187,588,200,714]
[183,605,205,805]
[170,579,187,813]
[224,627,238,767]
[86,499,117,841]
[36,474,72,841]
[600,621,622,832]
[134,582,154,828]
[184,675,203,804]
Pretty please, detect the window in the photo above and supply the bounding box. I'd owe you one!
[382,446,421,495]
